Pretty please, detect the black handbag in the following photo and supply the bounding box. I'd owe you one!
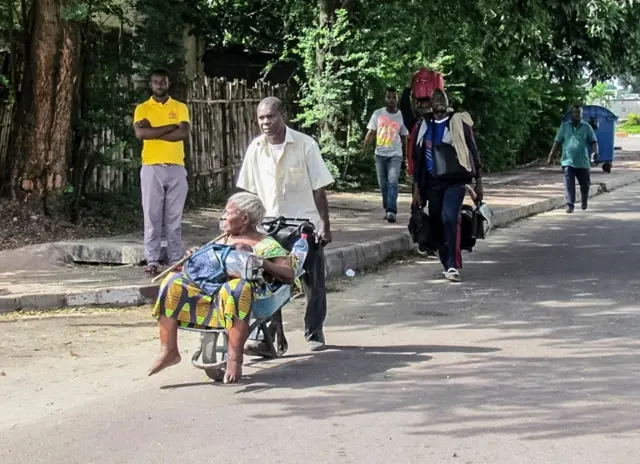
[408,204,435,249]
[432,143,474,181]
[460,204,477,251]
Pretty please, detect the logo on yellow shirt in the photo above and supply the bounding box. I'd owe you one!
[168,110,177,119]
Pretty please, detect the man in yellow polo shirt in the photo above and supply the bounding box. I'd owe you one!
[133,68,191,275]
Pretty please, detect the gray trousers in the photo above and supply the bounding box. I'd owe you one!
[140,164,188,266]
[250,244,328,343]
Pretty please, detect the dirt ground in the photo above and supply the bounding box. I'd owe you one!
[0,197,143,251]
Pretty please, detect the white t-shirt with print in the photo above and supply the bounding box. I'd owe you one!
[367,108,409,157]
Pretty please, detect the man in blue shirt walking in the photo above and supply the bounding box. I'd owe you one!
[411,89,484,283]
[547,105,599,213]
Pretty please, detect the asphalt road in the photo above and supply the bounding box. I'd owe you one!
[2,183,640,464]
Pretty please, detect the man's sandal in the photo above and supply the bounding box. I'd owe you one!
[144,264,159,276]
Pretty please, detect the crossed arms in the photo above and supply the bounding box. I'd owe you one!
[134,119,190,142]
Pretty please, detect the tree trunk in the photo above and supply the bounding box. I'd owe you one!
[17,0,61,197]
[9,0,81,213]
[316,0,336,139]
[49,21,82,197]
[315,0,357,141]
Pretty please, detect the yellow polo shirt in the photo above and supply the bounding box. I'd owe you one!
[133,97,190,165]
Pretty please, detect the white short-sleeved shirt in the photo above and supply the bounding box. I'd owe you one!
[236,127,335,229]
[367,108,409,157]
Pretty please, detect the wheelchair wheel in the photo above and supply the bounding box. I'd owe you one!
[201,332,226,382]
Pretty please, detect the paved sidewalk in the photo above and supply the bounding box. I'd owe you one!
[2,148,640,313]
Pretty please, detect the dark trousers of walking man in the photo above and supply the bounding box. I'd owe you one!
[427,178,466,272]
[302,238,327,342]
[563,166,590,210]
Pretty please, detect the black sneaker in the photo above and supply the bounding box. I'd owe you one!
[566,205,575,214]
[386,213,397,223]
[581,199,588,211]
[244,340,273,357]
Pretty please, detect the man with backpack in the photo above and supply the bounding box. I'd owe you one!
[412,89,484,283]
[401,69,445,256]
[400,69,445,174]
[363,87,409,223]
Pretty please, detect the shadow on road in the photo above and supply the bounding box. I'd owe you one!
[237,343,498,391]
[228,195,640,441]
[158,344,498,393]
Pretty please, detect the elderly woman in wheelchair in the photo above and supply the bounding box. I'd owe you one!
[148,192,302,383]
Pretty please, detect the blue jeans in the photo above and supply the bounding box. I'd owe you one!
[563,166,590,207]
[375,155,402,214]
[427,180,466,271]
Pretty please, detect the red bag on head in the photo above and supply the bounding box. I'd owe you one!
[412,68,444,99]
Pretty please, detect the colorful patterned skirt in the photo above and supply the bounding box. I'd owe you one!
[152,272,255,331]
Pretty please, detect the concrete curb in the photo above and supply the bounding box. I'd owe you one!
[596,171,640,193]
[2,171,640,314]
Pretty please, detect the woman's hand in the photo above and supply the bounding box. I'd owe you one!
[234,243,253,252]
[262,257,295,284]
[185,246,199,258]
[474,178,484,203]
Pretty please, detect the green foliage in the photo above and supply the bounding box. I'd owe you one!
[588,82,616,108]
[624,113,640,126]
[620,125,640,134]
[619,75,640,93]
[4,0,640,200]
[271,0,598,179]
[134,0,188,83]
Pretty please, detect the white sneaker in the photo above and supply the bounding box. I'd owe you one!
[444,268,461,282]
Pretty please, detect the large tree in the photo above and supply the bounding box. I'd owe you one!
[8,0,81,212]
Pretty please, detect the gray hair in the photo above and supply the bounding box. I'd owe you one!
[227,192,265,228]
[258,96,285,114]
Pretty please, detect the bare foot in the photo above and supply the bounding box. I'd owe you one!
[148,349,181,376]
[223,317,248,384]
[223,358,243,384]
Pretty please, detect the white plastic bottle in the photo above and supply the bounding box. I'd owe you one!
[290,234,310,277]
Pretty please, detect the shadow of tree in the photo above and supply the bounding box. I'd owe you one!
[229,188,640,440]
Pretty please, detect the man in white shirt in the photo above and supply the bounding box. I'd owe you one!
[363,87,409,223]
[236,97,335,352]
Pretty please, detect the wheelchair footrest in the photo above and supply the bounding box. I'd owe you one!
[191,347,226,370]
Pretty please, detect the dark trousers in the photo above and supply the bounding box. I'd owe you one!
[563,166,590,207]
[302,245,327,341]
[249,242,327,343]
[427,180,466,271]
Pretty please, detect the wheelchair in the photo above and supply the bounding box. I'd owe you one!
[182,216,316,381]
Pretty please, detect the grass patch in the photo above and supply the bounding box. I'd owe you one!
[618,124,640,135]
